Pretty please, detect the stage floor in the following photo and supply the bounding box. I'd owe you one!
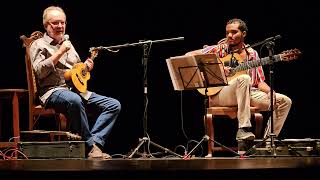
[1,157,320,179]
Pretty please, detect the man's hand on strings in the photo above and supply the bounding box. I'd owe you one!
[84,58,94,71]
[224,66,232,77]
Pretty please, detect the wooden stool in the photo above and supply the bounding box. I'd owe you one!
[0,89,27,156]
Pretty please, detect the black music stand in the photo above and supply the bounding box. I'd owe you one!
[166,54,240,158]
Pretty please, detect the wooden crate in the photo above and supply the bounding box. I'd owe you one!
[18,141,85,159]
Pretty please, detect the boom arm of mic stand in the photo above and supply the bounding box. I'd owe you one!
[232,35,281,53]
[89,37,184,52]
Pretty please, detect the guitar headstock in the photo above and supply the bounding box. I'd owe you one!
[280,48,301,61]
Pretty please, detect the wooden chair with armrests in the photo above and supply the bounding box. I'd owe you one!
[19,31,73,140]
[204,106,263,157]
[198,88,264,158]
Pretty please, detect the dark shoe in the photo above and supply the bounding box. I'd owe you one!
[236,128,255,140]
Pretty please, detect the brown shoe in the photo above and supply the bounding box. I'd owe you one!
[102,153,112,159]
[88,144,112,159]
[88,144,104,159]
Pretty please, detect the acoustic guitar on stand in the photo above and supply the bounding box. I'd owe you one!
[197,48,301,96]
[64,49,98,93]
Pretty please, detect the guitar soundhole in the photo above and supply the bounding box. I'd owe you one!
[76,73,84,85]
[230,57,239,67]
[81,69,86,77]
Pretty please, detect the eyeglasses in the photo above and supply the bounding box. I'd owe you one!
[48,21,66,26]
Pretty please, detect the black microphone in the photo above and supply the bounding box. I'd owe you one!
[264,35,281,42]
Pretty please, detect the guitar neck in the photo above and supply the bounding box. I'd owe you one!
[83,52,97,73]
[233,54,281,72]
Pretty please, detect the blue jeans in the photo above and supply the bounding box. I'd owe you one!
[46,89,121,147]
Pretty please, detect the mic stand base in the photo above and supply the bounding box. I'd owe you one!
[243,132,302,157]
[127,137,184,159]
[243,41,301,158]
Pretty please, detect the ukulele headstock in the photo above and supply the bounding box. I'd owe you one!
[90,49,99,60]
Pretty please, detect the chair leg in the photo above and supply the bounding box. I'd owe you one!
[204,114,214,157]
[57,113,67,131]
[253,113,263,139]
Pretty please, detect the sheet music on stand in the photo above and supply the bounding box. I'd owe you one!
[166,53,228,91]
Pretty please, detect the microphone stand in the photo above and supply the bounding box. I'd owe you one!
[243,40,301,157]
[244,41,279,156]
[265,41,277,156]
[90,37,184,159]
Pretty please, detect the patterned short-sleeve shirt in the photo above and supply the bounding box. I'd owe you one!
[200,42,265,87]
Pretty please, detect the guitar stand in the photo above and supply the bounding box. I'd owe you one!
[127,137,184,159]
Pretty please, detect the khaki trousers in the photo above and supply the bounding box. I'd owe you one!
[209,74,291,136]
